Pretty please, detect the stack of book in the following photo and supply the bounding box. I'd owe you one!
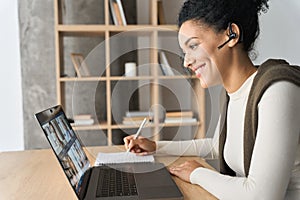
[109,0,127,25]
[72,114,94,126]
[122,111,153,125]
[164,110,197,123]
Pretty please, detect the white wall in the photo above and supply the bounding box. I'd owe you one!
[255,0,300,65]
[0,0,24,151]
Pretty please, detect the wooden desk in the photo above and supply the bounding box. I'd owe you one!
[0,146,217,200]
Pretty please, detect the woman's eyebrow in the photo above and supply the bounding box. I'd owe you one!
[184,37,199,46]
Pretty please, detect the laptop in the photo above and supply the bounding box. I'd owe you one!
[35,105,183,200]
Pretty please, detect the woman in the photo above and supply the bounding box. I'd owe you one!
[124,0,300,199]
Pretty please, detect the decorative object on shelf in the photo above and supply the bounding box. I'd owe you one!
[124,62,137,77]
[109,0,127,25]
[158,51,175,76]
[70,53,90,77]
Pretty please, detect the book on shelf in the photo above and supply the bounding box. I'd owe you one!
[123,111,153,125]
[109,0,127,25]
[72,114,94,126]
[158,51,174,76]
[165,110,194,118]
[73,114,93,120]
[157,0,166,25]
[164,117,197,124]
[164,110,196,124]
[122,116,153,125]
[125,111,154,118]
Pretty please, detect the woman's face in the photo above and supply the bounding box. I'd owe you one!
[178,20,226,88]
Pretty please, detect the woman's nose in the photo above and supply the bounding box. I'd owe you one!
[183,54,195,69]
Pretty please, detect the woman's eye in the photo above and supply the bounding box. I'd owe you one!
[189,43,198,50]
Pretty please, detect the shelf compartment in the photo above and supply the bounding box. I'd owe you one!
[56,0,105,25]
[109,48,138,77]
[59,35,106,78]
[110,80,142,125]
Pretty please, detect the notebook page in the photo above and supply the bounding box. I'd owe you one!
[95,152,154,165]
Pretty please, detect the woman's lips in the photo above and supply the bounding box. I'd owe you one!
[192,63,206,76]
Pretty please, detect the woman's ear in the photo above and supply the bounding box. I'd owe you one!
[218,22,242,49]
[227,23,242,48]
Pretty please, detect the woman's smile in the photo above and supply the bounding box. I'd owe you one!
[192,63,206,77]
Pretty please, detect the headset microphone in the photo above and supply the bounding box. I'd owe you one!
[217,23,237,50]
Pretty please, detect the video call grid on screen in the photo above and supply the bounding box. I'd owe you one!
[41,111,90,193]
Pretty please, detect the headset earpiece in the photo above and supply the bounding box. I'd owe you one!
[218,22,238,49]
[228,32,237,40]
[228,23,237,39]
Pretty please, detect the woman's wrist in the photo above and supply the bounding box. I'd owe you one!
[152,140,157,152]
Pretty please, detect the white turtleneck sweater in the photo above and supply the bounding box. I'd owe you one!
[156,72,300,200]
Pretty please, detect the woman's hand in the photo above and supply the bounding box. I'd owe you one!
[169,160,204,183]
[123,135,156,155]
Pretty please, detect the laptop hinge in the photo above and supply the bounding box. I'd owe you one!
[78,167,93,200]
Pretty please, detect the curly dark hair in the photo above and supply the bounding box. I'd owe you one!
[178,0,269,52]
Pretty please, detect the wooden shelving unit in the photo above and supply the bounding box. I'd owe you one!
[54,0,205,146]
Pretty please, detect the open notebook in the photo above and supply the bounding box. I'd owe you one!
[95,152,154,165]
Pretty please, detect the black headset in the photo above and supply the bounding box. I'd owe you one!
[217,22,240,50]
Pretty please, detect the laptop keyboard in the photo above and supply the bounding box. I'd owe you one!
[96,167,138,197]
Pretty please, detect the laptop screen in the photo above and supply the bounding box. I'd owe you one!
[36,106,90,196]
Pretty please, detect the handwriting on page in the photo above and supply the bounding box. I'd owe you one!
[95,152,154,165]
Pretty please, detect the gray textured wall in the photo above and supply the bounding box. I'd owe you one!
[19,0,56,149]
